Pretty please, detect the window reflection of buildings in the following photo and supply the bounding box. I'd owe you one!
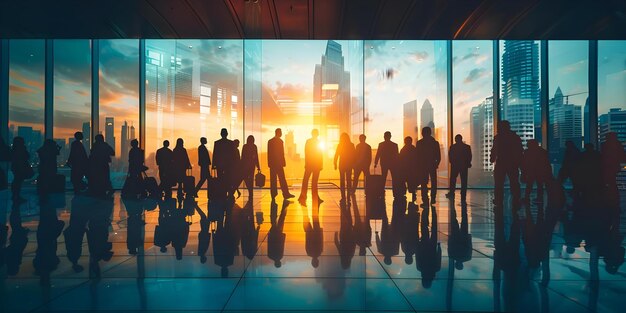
[469,97,494,182]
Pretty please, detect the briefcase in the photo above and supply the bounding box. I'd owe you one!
[183,169,195,195]
[255,170,266,188]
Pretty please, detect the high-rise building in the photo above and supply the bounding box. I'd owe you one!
[549,87,582,162]
[105,117,115,154]
[82,122,90,153]
[130,124,136,140]
[121,121,129,161]
[420,99,434,131]
[501,40,539,147]
[599,108,626,188]
[469,97,494,173]
[403,100,418,140]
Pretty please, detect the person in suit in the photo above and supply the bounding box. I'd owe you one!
[67,132,88,194]
[399,136,417,201]
[213,128,235,193]
[521,139,551,203]
[171,138,191,199]
[334,133,355,201]
[10,137,31,203]
[299,129,323,205]
[353,134,372,192]
[240,135,260,199]
[374,131,398,183]
[127,139,145,197]
[415,127,441,205]
[156,140,173,197]
[89,134,115,199]
[446,134,472,203]
[194,137,211,198]
[490,120,523,207]
[232,139,242,199]
[0,136,10,191]
[37,139,60,195]
[268,128,295,201]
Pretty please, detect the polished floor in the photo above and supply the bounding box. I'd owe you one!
[0,187,625,312]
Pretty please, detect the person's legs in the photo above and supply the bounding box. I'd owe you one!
[339,169,346,199]
[270,167,278,199]
[494,167,505,206]
[460,168,468,201]
[346,169,352,198]
[382,166,389,183]
[11,177,23,201]
[195,166,208,194]
[430,169,437,203]
[449,167,459,196]
[300,169,311,201]
[312,170,320,201]
[353,168,362,193]
[508,167,521,206]
[244,172,254,198]
[277,167,291,197]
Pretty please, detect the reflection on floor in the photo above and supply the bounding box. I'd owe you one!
[0,188,624,312]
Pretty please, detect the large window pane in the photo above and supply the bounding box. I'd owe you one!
[548,41,587,176]
[453,40,493,187]
[53,40,92,182]
[598,40,626,188]
[99,39,139,188]
[364,40,448,187]
[145,40,244,182]
[8,40,45,185]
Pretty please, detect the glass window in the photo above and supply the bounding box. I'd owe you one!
[53,40,92,182]
[364,40,447,187]
[99,39,140,188]
[8,40,45,184]
[548,41,588,176]
[598,40,626,188]
[145,40,244,182]
[453,40,493,187]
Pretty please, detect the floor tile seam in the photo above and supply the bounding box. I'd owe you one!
[366,246,417,312]
[545,284,599,311]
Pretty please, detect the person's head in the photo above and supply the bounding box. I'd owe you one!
[455,134,463,144]
[527,139,539,149]
[275,128,282,138]
[312,257,319,268]
[176,138,184,148]
[130,139,139,148]
[163,140,170,148]
[455,260,464,270]
[404,136,412,146]
[340,132,349,144]
[421,127,432,138]
[383,131,391,141]
[220,128,228,139]
[246,135,255,145]
[359,134,366,143]
[200,137,207,145]
[74,132,83,141]
[498,120,511,133]
[234,139,240,148]
[12,136,25,147]
[311,129,319,138]
[405,255,413,265]
[94,134,104,143]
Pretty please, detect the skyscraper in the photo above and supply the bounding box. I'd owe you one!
[599,108,626,188]
[82,122,90,152]
[403,100,418,140]
[501,40,539,147]
[469,97,494,173]
[105,117,115,154]
[121,121,129,161]
[549,87,582,162]
[420,99,434,131]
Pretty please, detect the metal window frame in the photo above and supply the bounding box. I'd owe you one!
[541,40,549,150]
[45,39,53,139]
[91,39,99,143]
[588,40,598,147]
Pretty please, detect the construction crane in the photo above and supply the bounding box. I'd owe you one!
[563,91,588,104]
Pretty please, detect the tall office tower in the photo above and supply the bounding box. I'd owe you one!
[82,121,91,152]
[105,117,115,155]
[130,124,136,140]
[584,98,590,142]
[469,97,494,173]
[599,108,626,188]
[350,96,364,142]
[549,87,582,162]
[403,100,418,140]
[501,40,539,147]
[285,130,297,160]
[121,121,129,161]
[420,99,434,131]
[313,40,352,138]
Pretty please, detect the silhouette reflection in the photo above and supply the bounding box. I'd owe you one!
[302,197,323,268]
[335,201,356,269]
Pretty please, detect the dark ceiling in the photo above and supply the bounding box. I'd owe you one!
[1,0,625,39]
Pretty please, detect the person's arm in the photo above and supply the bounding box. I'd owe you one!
[468,145,472,168]
[448,145,453,165]
[490,137,497,163]
[254,146,260,170]
[374,144,381,167]
[435,142,441,167]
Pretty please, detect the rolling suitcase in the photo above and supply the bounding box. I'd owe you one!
[366,170,386,220]
[183,169,196,196]
[142,172,159,198]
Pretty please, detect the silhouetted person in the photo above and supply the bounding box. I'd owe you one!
[416,204,441,288]
[353,134,372,191]
[268,128,294,201]
[194,137,211,197]
[399,136,417,201]
[156,140,173,197]
[155,197,176,253]
[334,133,355,201]
[601,132,625,209]
[351,194,371,256]
[10,137,31,203]
[89,134,115,198]
[490,120,523,207]
[521,139,551,203]
[233,139,242,199]
[64,196,90,272]
[195,203,211,263]
[172,138,191,199]
[448,202,472,272]
[213,205,237,277]
[303,198,323,268]
[335,202,356,269]
[37,139,60,195]
[578,143,603,205]
[416,127,441,205]
[67,132,88,193]
[240,201,260,261]
[86,199,114,278]
[128,139,145,180]
[0,136,10,191]
[400,202,419,265]
[240,135,260,198]
[33,200,65,281]
[447,134,472,202]
[122,197,144,255]
[557,140,581,188]
[172,200,190,260]
[213,128,235,195]
[376,199,403,265]
[299,129,323,205]
[268,200,289,268]
[374,131,398,183]
[5,204,29,275]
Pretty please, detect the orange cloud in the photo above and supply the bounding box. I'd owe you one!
[9,69,44,91]
[9,84,31,93]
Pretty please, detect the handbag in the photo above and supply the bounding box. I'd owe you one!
[255,170,266,188]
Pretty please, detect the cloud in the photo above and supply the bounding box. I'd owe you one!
[9,85,31,93]
[463,68,489,84]
[560,60,586,75]
[411,51,429,63]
